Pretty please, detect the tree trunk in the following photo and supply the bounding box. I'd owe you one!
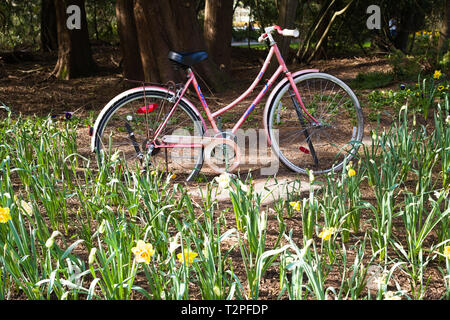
[92,1,99,41]
[267,0,298,75]
[203,0,233,72]
[306,0,353,63]
[277,0,299,62]
[41,0,58,52]
[133,0,178,83]
[52,0,97,79]
[296,0,336,62]
[393,4,424,53]
[438,0,450,56]
[133,0,225,91]
[115,0,144,81]
[394,19,412,53]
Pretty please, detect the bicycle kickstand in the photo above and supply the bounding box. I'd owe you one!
[288,89,319,168]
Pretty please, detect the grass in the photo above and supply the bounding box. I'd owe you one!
[0,90,449,300]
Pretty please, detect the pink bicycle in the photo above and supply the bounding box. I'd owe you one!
[91,26,364,181]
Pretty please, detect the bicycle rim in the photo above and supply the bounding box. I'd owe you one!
[268,73,363,174]
[95,89,205,181]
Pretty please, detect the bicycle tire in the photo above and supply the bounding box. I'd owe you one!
[93,88,206,181]
[266,72,364,175]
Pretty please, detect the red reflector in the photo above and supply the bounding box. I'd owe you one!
[88,126,93,137]
[299,146,310,154]
[137,104,158,113]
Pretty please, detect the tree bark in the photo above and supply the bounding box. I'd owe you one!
[392,4,425,53]
[115,0,144,81]
[52,0,97,79]
[41,0,58,52]
[133,0,225,91]
[133,0,177,83]
[438,0,450,56]
[394,14,413,53]
[203,0,233,72]
[306,0,353,63]
[276,0,298,62]
[296,0,336,62]
[267,0,298,75]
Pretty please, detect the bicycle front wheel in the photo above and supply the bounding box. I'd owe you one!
[267,72,363,174]
[94,88,205,181]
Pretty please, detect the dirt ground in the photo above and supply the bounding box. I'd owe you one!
[0,45,396,180]
[0,45,446,300]
[0,45,394,120]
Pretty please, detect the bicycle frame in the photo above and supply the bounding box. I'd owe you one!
[152,42,320,149]
[91,25,362,177]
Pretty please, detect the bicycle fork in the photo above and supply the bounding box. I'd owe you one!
[288,89,319,168]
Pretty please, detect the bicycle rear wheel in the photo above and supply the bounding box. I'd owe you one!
[267,72,363,174]
[93,88,205,181]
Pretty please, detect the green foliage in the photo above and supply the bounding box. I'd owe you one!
[366,87,411,113]
[0,0,117,50]
[232,27,260,42]
[0,89,449,300]
[351,71,394,89]
[237,0,278,29]
[365,70,448,119]
[0,0,40,50]
[0,0,447,68]
[389,50,423,81]
[439,50,450,73]
[85,0,117,43]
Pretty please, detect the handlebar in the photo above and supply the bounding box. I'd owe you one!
[258,25,299,43]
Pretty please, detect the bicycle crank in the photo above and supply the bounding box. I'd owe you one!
[161,133,241,174]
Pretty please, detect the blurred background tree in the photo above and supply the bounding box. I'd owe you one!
[0,0,448,81]
[52,0,97,79]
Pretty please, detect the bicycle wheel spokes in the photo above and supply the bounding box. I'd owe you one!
[269,73,363,174]
[97,91,204,178]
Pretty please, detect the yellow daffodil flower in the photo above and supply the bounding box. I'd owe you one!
[177,248,198,265]
[433,70,442,79]
[0,207,11,224]
[132,240,155,264]
[289,201,301,211]
[438,85,444,91]
[444,246,450,259]
[348,168,356,177]
[319,227,335,241]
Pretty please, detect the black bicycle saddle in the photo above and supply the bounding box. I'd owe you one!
[168,51,208,68]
